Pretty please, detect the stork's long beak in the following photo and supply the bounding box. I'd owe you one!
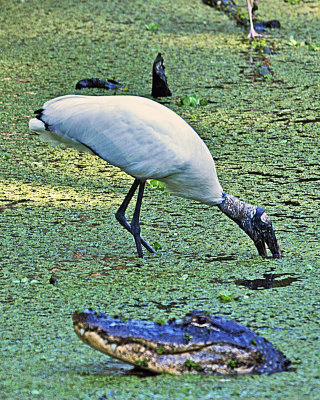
[252,212,282,258]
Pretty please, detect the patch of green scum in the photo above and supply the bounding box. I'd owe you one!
[156,346,164,355]
[134,358,149,368]
[228,359,237,369]
[1,0,320,398]
[155,318,166,325]
[251,338,257,346]
[183,333,193,341]
[217,291,234,303]
[184,360,204,372]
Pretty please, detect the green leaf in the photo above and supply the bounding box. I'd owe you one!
[153,241,162,251]
[218,292,234,303]
[177,95,208,107]
[148,179,166,191]
[145,23,159,32]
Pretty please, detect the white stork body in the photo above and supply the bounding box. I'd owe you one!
[30,95,222,206]
[29,95,281,258]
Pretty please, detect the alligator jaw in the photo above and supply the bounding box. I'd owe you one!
[72,310,290,375]
[74,320,261,375]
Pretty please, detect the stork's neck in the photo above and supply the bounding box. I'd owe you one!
[217,193,264,232]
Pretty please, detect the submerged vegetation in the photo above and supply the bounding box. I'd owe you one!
[0,0,320,398]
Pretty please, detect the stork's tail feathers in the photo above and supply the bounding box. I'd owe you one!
[29,107,95,154]
[29,108,49,132]
[29,117,47,133]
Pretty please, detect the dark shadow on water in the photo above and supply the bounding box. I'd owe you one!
[235,271,301,290]
[77,360,156,378]
[124,366,159,378]
[132,298,188,311]
[205,254,237,262]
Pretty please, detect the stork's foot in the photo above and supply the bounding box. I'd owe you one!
[115,211,156,257]
[140,239,156,255]
[131,227,156,258]
[133,237,156,258]
[247,30,264,40]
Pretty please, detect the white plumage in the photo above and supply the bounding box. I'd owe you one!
[29,95,282,258]
[30,95,222,205]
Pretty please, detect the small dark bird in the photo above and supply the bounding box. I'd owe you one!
[75,77,124,90]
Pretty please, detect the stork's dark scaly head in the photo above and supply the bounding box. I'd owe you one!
[244,206,282,258]
[218,193,282,258]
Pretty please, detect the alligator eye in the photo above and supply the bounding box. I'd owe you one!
[190,315,211,327]
[196,316,208,325]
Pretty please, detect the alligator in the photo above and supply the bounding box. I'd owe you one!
[73,310,290,375]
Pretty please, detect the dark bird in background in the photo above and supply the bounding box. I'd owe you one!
[75,77,124,91]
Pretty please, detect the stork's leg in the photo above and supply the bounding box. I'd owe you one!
[115,179,155,257]
[131,181,146,258]
[247,0,263,39]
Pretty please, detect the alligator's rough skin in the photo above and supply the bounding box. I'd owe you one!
[73,310,290,375]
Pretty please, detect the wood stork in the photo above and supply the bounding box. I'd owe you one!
[29,95,282,259]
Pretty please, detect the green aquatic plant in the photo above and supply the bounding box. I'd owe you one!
[156,346,164,354]
[184,359,203,372]
[177,95,208,107]
[218,292,234,303]
[148,179,166,191]
[153,241,162,251]
[135,358,149,368]
[155,318,166,325]
[287,36,320,51]
[145,22,159,32]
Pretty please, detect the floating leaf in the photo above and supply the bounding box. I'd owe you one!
[177,94,208,107]
[148,179,166,191]
[153,241,162,251]
[218,292,234,303]
[145,23,159,32]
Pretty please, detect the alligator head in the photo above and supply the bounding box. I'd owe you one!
[72,310,290,375]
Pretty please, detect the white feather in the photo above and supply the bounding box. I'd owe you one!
[29,116,94,154]
[29,95,223,205]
